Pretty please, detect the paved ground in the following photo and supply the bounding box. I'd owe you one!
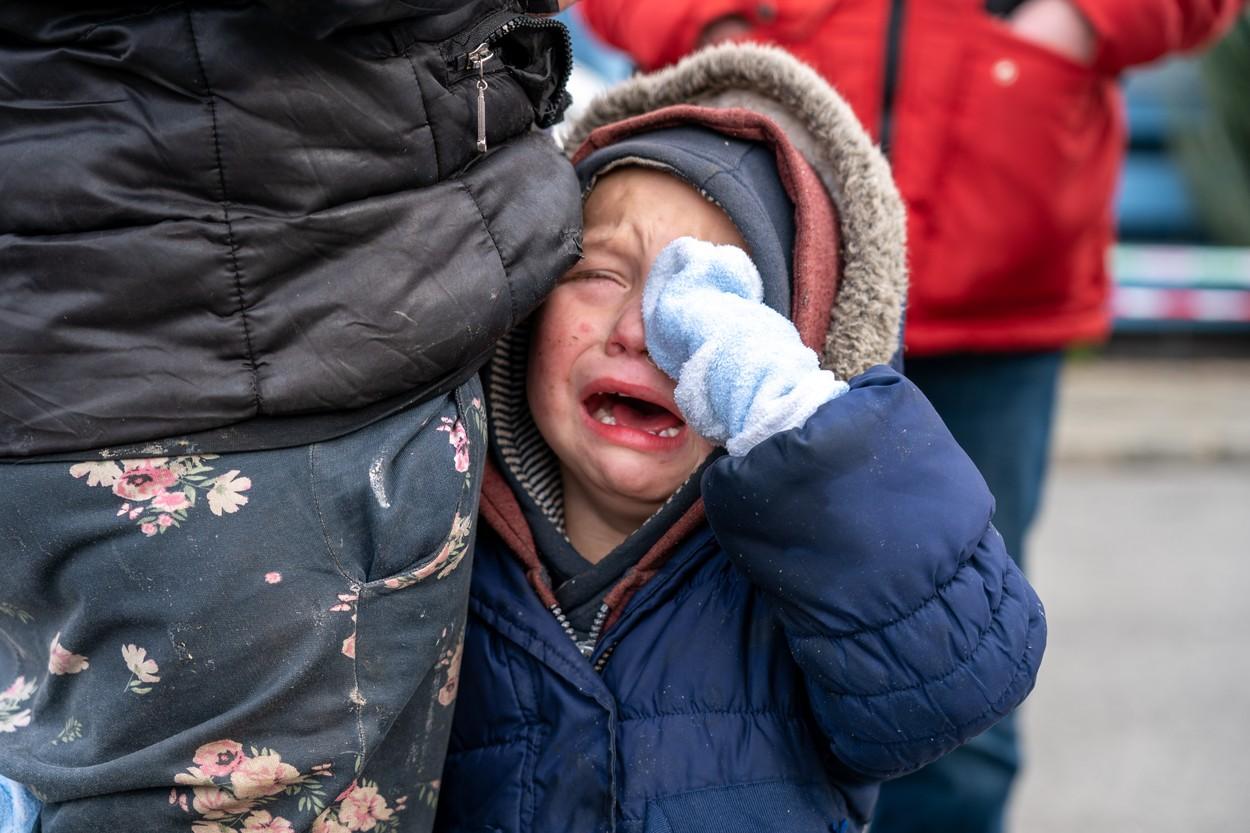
[1050,357,1250,464]
[1007,356,1250,831]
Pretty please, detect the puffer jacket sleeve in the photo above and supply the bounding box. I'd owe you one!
[1073,0,1245,73]
[579,0,780,70]
[701,366,1046,781]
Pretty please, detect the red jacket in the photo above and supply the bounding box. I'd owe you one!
[581,0,1243,354]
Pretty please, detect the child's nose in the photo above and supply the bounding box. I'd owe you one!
[607,294,648,358]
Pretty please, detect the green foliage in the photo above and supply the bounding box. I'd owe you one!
[1175,11,1250,244]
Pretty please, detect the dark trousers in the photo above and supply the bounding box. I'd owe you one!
[871,351,1063,833]
[0,380,485,833]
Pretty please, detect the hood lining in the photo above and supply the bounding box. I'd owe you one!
[487,323,568,535]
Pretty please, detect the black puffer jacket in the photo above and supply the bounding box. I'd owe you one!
[0,0,582,458]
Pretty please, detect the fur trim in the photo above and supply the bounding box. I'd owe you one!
[563,44,907,379]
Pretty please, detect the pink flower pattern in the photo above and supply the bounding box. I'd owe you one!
[70,454,252,537]
[194,740,246,777]
[338,783,393,831]
[0,675,35,733]
[113,462,178,501]
[230,754,301,800]
[312,810,352,833]
[193,785,255,819]
[329,593,359,660]
[436,417,471,473]
[47,632,89,676]
[122,643,161,694]
[436,634,464,707]
[174,744,406,833]
[169,788,190,813]
[317,781,406,833]
[241,811,295,833]
[153,490,191,512]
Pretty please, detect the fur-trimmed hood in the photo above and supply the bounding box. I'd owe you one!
[563,43,907,380]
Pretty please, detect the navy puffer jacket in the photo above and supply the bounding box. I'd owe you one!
[435,48,1046,833]
[438,369,1046,833]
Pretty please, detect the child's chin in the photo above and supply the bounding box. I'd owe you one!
[598,461,689,505]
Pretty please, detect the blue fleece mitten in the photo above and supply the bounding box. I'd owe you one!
[642,237,848,456]
[0,775,39,833]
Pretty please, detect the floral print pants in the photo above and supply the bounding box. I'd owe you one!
[0,379,485,833]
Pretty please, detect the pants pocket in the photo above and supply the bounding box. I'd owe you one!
[310,377,486,585]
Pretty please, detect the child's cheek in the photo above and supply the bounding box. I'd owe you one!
[561,322,590,345]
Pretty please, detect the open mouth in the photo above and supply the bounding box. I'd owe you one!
[583,391,685,439]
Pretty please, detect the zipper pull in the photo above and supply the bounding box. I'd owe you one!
[468,43,494,154]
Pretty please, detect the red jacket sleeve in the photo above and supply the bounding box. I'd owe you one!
[1074,0,1246,72]
[256,0,555,39]
[579,0,768,70]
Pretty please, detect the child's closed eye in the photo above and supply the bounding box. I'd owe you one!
[558,268,628,289]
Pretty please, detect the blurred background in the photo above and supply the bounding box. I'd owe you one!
[559,11,1250,832]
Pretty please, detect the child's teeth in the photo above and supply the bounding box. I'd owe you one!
[659,426,680,438]
[593,406,616,426]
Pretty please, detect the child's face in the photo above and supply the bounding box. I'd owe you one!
[527,168,747,526]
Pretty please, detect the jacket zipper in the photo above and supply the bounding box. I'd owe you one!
[468,43,494,153]
[592,640,618,674]
[459,15,574,154]
[550,601,611,661]
[879,0,907,159]
[587,533,721,673]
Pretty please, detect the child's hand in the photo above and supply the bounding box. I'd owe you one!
[642,237,847,456]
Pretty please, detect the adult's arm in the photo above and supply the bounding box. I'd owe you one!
[1072,0,1245,72]
[582,0,1245,73]
[702,367,1047,781]
[579,0,781,70]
